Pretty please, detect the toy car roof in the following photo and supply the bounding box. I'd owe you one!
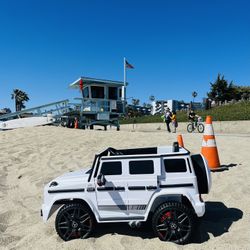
[97,146,190,159]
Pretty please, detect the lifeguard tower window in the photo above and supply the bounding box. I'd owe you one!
[83,87,89,98]
[109,87,118,100]
[91,86,104,99]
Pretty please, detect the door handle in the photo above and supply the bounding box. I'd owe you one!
[114,186,125,191]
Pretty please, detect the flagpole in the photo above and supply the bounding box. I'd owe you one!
[123,57,126,95]
[123,57,126,113]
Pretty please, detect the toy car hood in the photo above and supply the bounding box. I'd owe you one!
[55,169,90,181]
[47,168,91,190]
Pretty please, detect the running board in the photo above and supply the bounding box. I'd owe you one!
[99,216,144,222]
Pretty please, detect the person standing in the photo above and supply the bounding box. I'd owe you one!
[164,108,172,133]
[171,111,178,133]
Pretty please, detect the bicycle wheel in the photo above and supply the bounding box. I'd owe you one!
[198,123,204,133]
[187,123,193,133]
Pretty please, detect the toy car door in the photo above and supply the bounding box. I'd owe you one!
[94,160,128,219]
[126,158,160,216]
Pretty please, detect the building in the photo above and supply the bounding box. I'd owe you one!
[151,100,190,115]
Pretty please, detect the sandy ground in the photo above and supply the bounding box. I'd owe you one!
[0,121,250,250]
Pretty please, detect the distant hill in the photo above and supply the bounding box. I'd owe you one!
[120,100,250,124]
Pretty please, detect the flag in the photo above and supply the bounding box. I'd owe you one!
[79,79,83,91]
[125,60,134,69]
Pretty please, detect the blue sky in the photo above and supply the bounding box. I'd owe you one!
[0,0,250,111]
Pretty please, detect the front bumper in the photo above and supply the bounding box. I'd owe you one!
[41,204,50,222]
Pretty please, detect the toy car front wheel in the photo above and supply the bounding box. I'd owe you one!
[55,203,94,241]
[152,202,194,244]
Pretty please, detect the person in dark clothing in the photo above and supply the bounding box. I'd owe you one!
[188,109,198,128]
[164,108,172,133]
[188,110,196,121]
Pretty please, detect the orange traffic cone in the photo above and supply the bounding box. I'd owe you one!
[177,134,184,147]
[201,116,221,171]
[74,118,78,129]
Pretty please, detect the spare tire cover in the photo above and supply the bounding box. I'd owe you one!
[191,154,209,194]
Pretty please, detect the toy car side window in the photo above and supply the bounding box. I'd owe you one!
[100,161,122,175]
[164,158,187,173]
[129,160,154,174]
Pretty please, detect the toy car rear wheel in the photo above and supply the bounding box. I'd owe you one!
[187,123,194,133]
[152,202,194,244]
[55,203,94,241]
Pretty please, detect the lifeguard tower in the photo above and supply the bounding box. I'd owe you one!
[68,76,126,130]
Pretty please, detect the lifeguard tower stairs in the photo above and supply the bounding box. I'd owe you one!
[0,99,70,123]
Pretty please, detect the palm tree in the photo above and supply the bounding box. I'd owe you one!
[192,91,198,102]
[132,98,140,106]
[11,89,30,111]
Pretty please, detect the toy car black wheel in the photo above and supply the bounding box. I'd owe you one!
[198,124,204,133]
[152,202,194,244]
[55,203,94,241]
[187,123,194,133]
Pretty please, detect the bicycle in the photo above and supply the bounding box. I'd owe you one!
[187,117,204,133]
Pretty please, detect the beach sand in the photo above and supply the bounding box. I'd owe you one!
[0,122,250,250]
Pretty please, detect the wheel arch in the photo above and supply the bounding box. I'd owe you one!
[47,198,97,222]
[148,194,195,218]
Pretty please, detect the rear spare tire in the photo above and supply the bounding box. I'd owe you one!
[191,154,209,194]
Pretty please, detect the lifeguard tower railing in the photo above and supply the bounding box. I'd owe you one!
[74,98,124,114]
[0,99,70,121]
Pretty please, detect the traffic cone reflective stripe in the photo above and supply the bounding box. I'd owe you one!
[203,135,216,142]
[202,138,217,147]
[203,125,214,136]
[201,116,221,170]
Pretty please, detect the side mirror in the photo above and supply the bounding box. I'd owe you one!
[97,174,106,186]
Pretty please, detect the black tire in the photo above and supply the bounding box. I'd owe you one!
[55,203,94,241]
[187,124,193,133]
[197,124,204,133]
[152,202,194,244]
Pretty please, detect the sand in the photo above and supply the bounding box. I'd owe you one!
[0,122,250,250]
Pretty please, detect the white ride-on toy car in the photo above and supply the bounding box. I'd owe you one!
[41,142,211,244]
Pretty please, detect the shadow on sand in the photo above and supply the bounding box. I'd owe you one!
[94,201,243,244]
[211,163,237,172]
[193,201,243,243]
